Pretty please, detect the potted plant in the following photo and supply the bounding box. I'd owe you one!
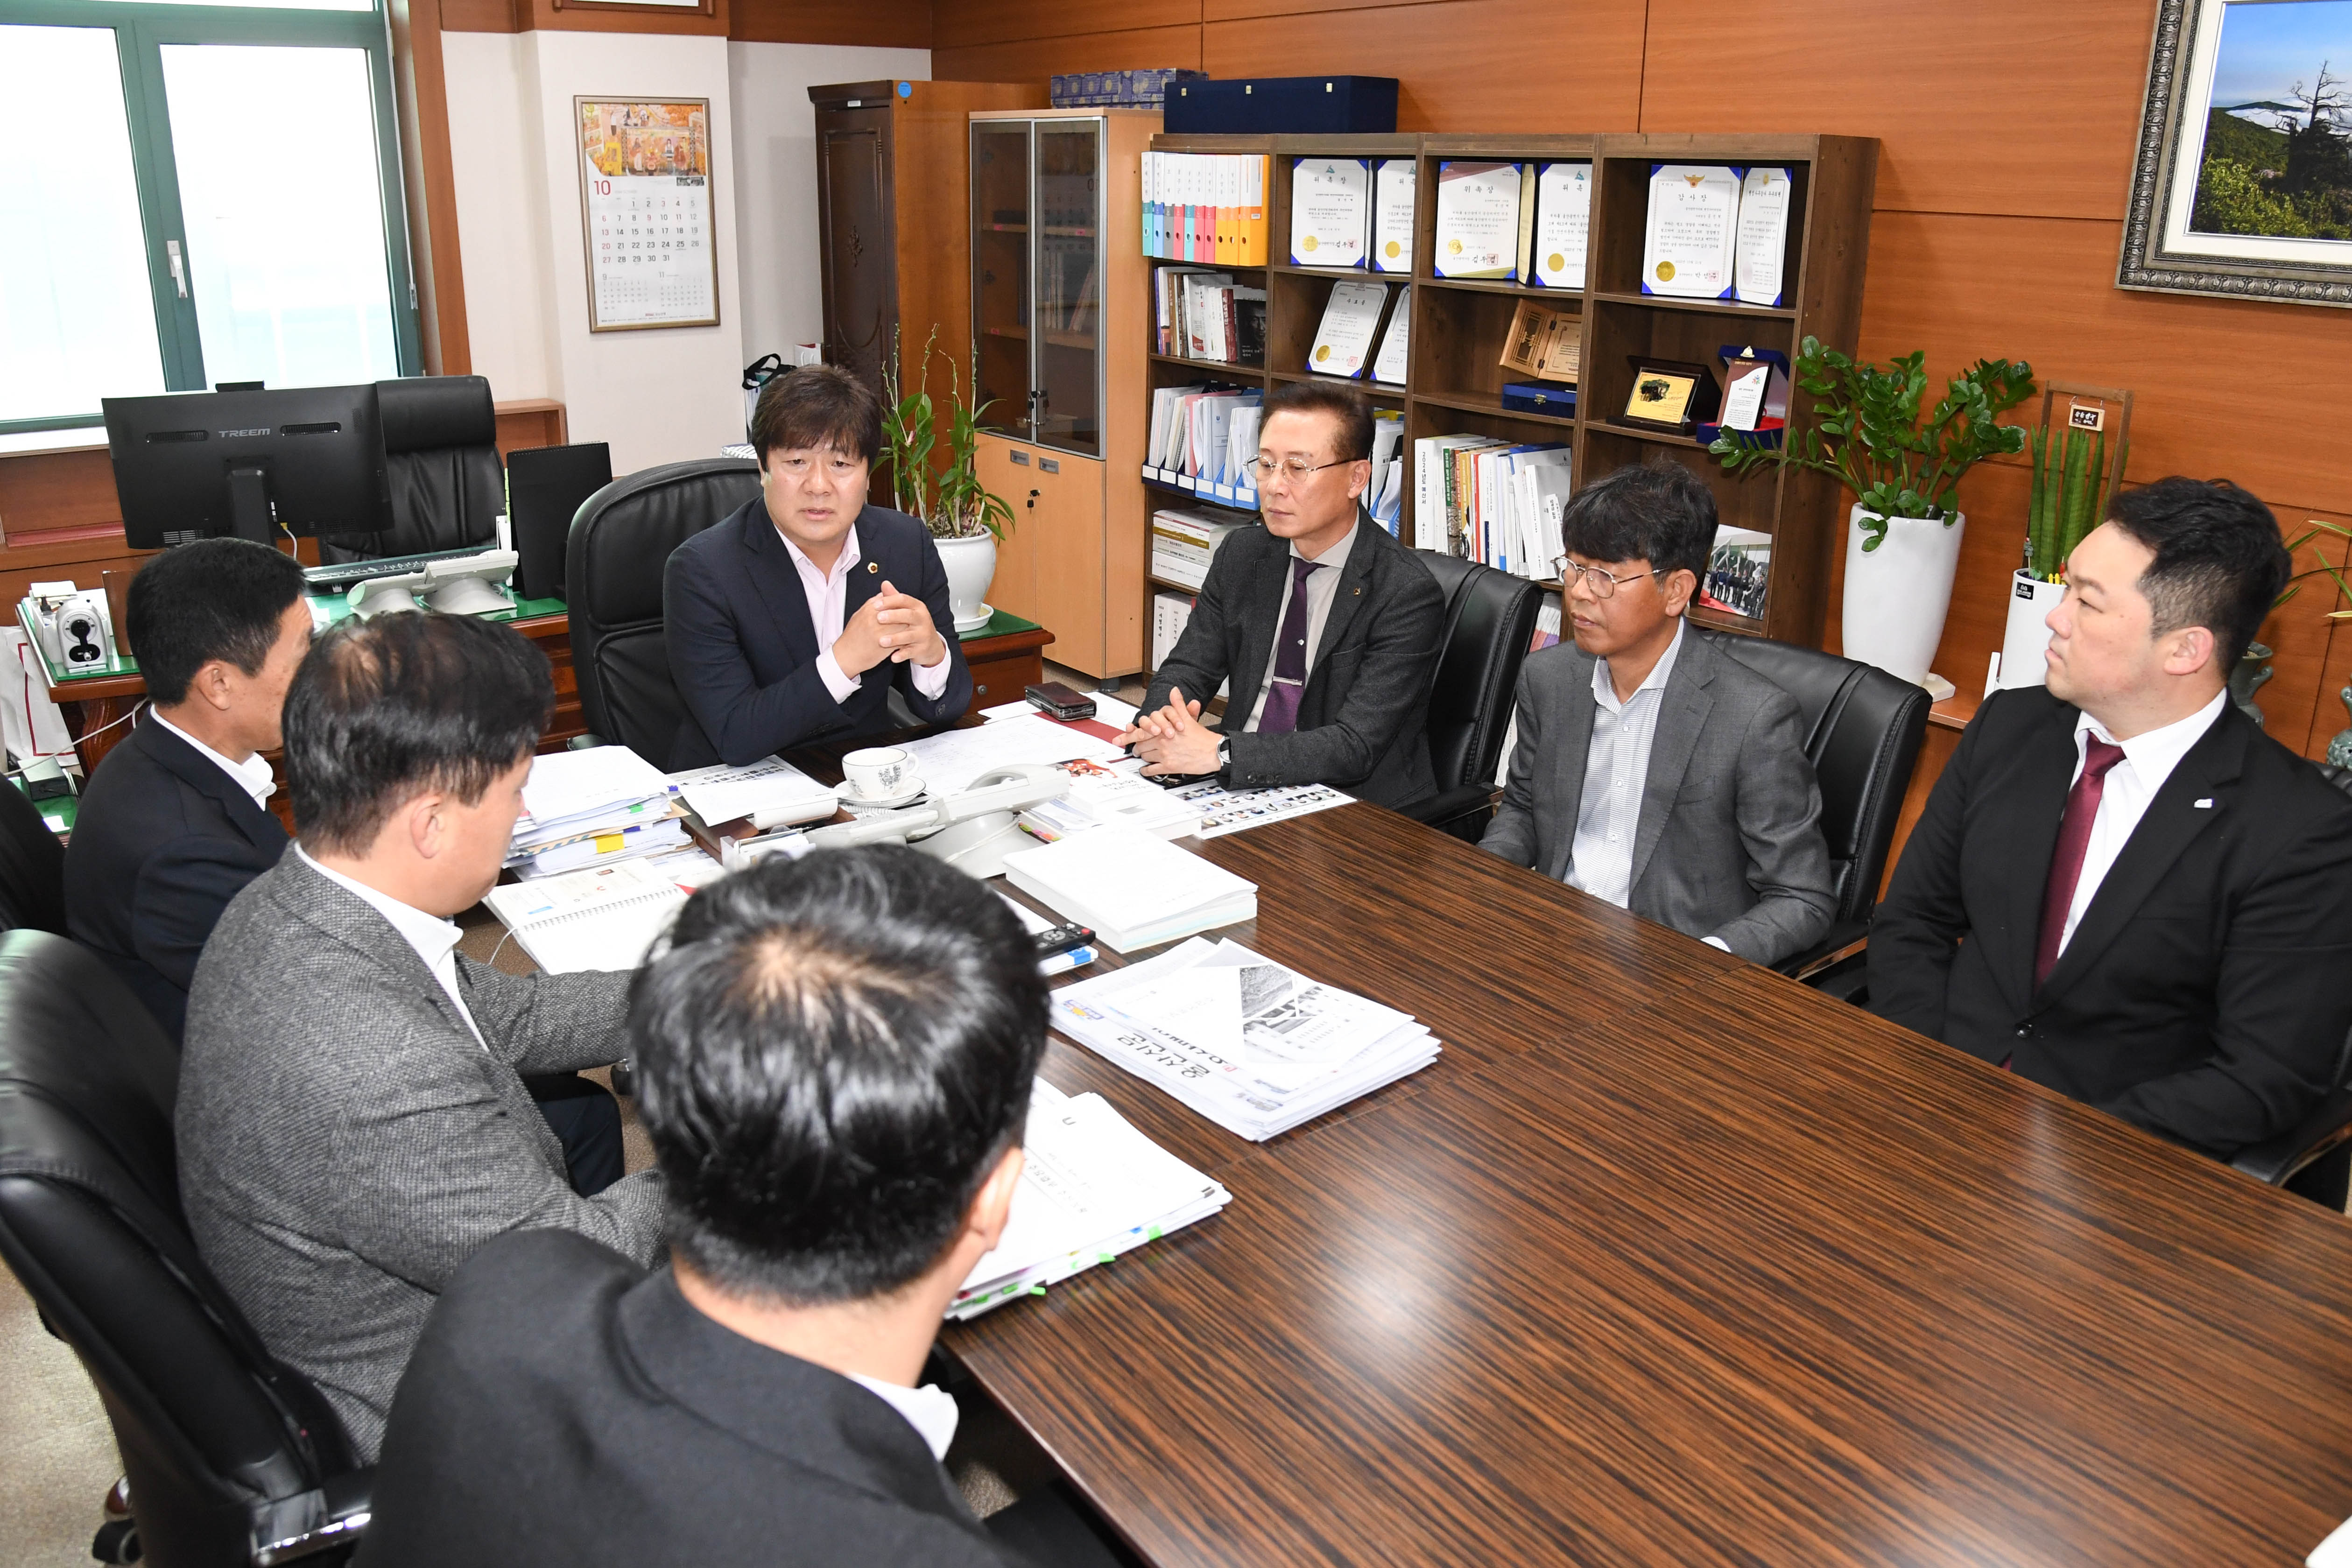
[881,328,1015,632]
[1996,408,2129,691]
[1712,337,2035,691]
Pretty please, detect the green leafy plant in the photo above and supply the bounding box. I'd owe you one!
[2278,520,2352,617]
[2025,419,2129,582]
[880,327,1015,542]
[1711,337,2036,551]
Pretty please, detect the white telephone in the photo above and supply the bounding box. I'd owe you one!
[801,762,1070,879]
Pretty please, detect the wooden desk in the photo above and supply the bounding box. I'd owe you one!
[924,806,2352,1566]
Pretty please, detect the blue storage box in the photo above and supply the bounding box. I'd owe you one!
[1163,76,1399,135]
[1501,382,1577,417]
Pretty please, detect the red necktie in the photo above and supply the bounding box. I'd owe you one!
[1256,556,1323,736]
[2033,736,2127,989]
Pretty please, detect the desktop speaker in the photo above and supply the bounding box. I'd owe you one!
[507,443,613,602]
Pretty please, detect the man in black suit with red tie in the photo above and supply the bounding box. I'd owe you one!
[1869,477,2352,1160]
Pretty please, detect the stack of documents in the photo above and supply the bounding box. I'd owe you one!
[509,746,683,878]
[1017,763,1202,844]
[1002,826,1255,952]
[1051,938,1441,1140]
[950,1079,1230,1319]
[1151,507,1246,591]
[901,713,1128,795]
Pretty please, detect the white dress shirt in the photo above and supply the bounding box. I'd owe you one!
[778,523,953,708]
[1566,619,1686,909]
[2054,689,2228,958]
[295,845,486,1049]
[1243,521,1359,732]
[149,710,276,809]
[847,1372,961,1461]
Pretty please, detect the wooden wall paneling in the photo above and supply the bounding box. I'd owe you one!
[1634,0,2159,221]
[493,398,570,455]
[388,0,472,376]
[934,0,1200,52]
[933,24,1205,84]
[436,0,518,29]
[726,0,929,45]
[1858,212,2351,520]
[0,450,122,538]
[1203,1,1647,133]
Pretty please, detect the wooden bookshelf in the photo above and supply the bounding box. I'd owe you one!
[1138,130,1879,668]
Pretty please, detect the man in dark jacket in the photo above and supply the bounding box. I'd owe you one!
[665,365,972,768]
[64,538,308,1042]
[1125,381,1444,809]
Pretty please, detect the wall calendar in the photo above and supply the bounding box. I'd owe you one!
[576,97,720,332]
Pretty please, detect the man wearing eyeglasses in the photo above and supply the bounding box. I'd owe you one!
[1479,463,1834,965]
[1121,382,1445,808]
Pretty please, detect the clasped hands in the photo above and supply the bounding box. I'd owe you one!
[831,581,947,678]
[1117,686,1223,777]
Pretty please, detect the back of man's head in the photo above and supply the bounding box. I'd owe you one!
[1559,462,1717,584]
[2104,477,2289,670]
[284,613,552,856]
[127,539,308,706]
[630,846,1047,1305]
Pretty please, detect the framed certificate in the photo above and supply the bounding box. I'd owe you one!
[1641,164,1740,300]
[577,97,720,332]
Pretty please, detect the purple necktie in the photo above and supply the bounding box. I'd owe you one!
[2034,736,2127,989]
[1257,556,1323,736]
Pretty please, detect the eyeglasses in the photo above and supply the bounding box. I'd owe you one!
[1246,456,1352,484]
[1553,558,1667,599]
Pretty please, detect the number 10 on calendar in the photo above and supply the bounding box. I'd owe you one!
[576,97,720,332]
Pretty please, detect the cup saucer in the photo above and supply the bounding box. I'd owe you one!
[837,777,927,811]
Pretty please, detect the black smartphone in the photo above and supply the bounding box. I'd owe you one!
[1025,682,1098,721]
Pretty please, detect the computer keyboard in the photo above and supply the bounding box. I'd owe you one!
[302,546,500,591]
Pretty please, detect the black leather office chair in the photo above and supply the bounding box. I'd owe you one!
[2229,760,2352,1210]
[0,931,370,1566]
[1401,553,1542,841]
[317,375,504,564]
[1715,638,1929,991]
[567,457,761,771]
[0,780,66,934]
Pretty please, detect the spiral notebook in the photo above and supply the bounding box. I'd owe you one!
[481,859,687,974]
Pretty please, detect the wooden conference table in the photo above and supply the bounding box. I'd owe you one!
[682,741,2352,1565]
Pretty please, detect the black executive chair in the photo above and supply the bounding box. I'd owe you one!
[1401,553,1543,841]
[0,931,371,1567]
[317,375,504,564]
[2228,760,2352,1209]
[0,780,66,934]
[566,457,761,771]
[1715,638,1930,991]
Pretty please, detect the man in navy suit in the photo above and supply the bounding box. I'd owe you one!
[665,366,973,768]
[65,539,309,1044]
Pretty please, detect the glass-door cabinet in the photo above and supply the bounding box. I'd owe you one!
[971,116,1103,457]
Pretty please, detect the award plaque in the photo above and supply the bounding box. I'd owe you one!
[1618,357,1720,433]
[1641,164,1739,300]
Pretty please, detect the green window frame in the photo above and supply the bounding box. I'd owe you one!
[0,0,422,436]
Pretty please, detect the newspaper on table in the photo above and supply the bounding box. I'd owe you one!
[950,1078,1230,1319]
[1050,938,1440,1140]
[664,755,835,826]
[1163,779,1352,838]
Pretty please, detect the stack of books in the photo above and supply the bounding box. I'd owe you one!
[509,746,685,879]
[1151,507,1246,591]
[1410,435,1571,577]
[1002,826,1255,952]
[1141,152,1270,264]
[949,1079,1230,1319]
[1154,267,1267,366]
[1051,68,1204,109]
[1051,937,1442,1140]
[1146,384,1263,508]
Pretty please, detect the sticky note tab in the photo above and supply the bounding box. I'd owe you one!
[594,833,625,853]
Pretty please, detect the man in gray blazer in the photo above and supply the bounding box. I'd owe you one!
[1480,464,1835,966]
[179,613,666,1460]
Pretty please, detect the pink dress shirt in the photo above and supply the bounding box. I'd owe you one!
[779,523,953,707]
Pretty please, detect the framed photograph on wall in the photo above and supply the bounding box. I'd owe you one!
[576,97,720,332]
[2120,0,2352,307]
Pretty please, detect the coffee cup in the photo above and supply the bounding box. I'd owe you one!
[842,746,914,801]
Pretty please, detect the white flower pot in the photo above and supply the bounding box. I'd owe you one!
[1996,569,2067,690]
[1842,505,1964,689]
[934,533,998,633]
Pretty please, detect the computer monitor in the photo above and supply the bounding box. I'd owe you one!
[102,384,392,550]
